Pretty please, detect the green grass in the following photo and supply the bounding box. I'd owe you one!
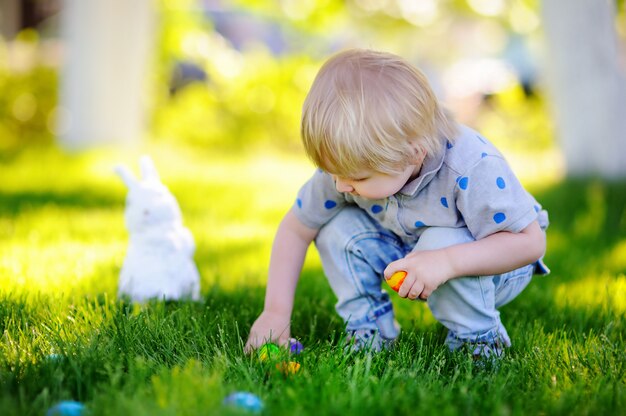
[1,144,625,416]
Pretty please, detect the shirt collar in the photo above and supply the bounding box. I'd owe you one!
[399,137,448,196]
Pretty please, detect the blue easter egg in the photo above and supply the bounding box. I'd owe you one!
[47,401,85,416]
[288,338,304,354]
[223,392,264,413]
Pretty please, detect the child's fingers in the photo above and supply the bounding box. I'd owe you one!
[405,279,426,301]
[244,332,269,354]
[396,274,415,298]
[244,334,266,353]
[243,340,255,354]
[382,262,399,280]
[277,337,291,349]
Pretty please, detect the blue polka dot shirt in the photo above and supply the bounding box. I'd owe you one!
[294,124,549,243]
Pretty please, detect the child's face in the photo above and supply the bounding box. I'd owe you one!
[331,163,421,200]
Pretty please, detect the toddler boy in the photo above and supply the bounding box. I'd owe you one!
[245,49,549,358]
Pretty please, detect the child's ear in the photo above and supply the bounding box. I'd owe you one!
[408,140,426,163]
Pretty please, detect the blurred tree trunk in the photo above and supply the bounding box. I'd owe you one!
[541,0,626,178]
[0,0,20,39]
[59,0,154,150]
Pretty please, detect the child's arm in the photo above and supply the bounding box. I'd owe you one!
[244,207,319,352]
[385,220,546,301]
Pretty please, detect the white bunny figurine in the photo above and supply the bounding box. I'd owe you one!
[115,155,201,302]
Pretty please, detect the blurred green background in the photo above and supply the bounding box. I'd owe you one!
[1,0,568,164]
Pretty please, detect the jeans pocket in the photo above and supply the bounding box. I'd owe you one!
[494,264,534,308]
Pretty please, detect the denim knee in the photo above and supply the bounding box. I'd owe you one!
[417,227,535,349]
[427,276,503,341]
[414,226,475,251]
[415,227,503,346]
[315,207,407,335]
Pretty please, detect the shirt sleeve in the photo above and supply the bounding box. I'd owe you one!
[454,155,538,240]
[292,169,347,229]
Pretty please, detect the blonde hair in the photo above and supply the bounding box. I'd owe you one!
[301,49,457,177]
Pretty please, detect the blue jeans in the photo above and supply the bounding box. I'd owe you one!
[315,206,535,350]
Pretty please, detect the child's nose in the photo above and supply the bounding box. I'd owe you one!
[335,178,354,193]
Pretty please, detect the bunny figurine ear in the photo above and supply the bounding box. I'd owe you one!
[139,155,161,184]
[115,165,138,189]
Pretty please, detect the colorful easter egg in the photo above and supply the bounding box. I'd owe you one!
[223,392,264,413]
[46,401,85,416]
[288,338,304,354]
[386,271,407,292]
[276,361,301,375]
[258,343,280,361]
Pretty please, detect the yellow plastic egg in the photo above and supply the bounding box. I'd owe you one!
[276,361,301,375]
[386,271,407,292]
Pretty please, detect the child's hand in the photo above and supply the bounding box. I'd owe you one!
[384,249,454,301]
[244,310,291,353]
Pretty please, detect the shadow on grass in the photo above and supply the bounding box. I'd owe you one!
[533,178,626,280]
[0,189,123,216]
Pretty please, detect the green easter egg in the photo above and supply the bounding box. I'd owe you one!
[258,343,280,361]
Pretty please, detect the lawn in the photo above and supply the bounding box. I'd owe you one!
[0,144,625,415]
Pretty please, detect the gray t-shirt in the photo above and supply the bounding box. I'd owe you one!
[293,124,549,247]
